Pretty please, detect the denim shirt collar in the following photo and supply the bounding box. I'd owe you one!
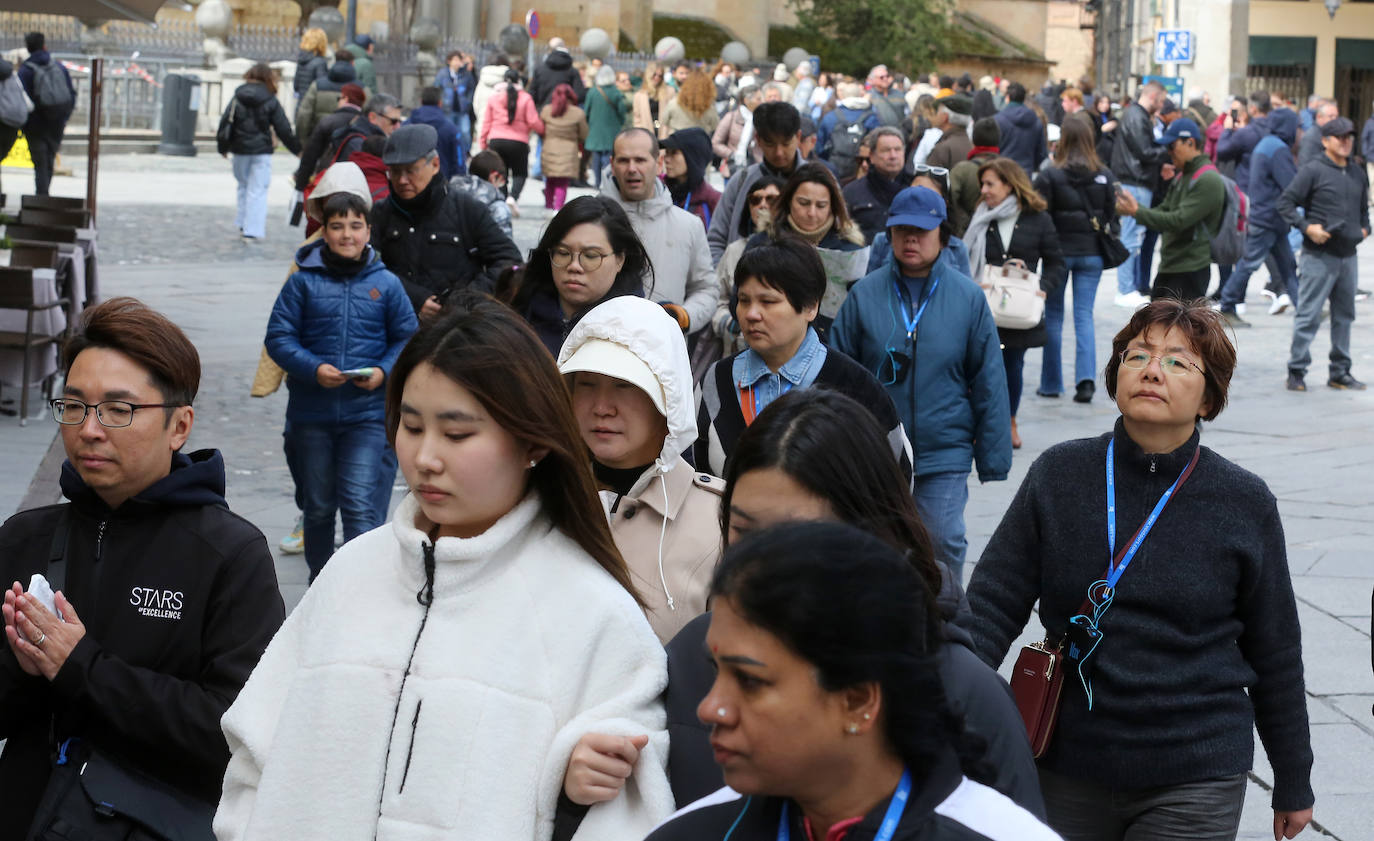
[736,327,824,389]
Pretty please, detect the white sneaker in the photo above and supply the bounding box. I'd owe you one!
[1260,288,1277,302]
[279,516,304,554]
[1269,293,1292,315]
[1114,291,1146,308]
[506,196,521,218]
[1236,303,1247,315]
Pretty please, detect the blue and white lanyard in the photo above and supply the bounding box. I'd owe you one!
[1104,439,1194,593]
[893,276,940,342]
[777,768,912,841]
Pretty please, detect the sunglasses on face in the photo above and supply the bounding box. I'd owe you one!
[748,194,776,207]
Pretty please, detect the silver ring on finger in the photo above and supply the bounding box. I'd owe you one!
[33,632,45,646]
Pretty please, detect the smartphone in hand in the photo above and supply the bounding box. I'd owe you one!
[339,367,375,381]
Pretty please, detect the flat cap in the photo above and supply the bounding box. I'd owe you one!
[382,123,437,165]
[1321,116,1355,138]
[937,93,972,116]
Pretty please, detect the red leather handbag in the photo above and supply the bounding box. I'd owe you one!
[1010,639,1067,758]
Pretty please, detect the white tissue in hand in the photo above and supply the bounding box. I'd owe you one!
[26,574,63,621]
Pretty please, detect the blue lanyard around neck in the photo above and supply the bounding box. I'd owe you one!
[1104,438,1194,590]
[777,768,912,841]
[893,275,940,340]
[682,192,711,228]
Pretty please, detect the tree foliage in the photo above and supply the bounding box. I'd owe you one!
[786,0,958,78]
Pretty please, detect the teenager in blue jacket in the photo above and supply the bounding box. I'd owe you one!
[266,192,418,581]
[830,187,1011,584]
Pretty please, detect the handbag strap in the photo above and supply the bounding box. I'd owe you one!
[1066,175,1109,233]
[1069,444,1201,620]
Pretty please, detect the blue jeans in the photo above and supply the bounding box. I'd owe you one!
[913,471,970,585]
[291,420,389,580]
[591,150,612,189]
[1219,225,1298,310]
[1002,347,1026,417]
[373,445,398,524]
[232,153,273,238]
[1041,254,1104,394]
[1116,184,1152,294]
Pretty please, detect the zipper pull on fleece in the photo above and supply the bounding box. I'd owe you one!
[1149,455,1157,474]
[96,519,107,561]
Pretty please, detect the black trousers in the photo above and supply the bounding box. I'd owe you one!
[1152,268,1211,302]
[487,137,529,200]
[25,122,65,196]
[1040,767,1248,841]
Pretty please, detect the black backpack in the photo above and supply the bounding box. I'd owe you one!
[29,59,72,109]
[828,111,867,180]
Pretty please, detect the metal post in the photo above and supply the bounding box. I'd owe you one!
[346,0,358,44]
[86,57,102,224]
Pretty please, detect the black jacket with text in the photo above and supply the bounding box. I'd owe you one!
[0,451,284,838]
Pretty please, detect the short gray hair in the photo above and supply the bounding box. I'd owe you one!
[365,93,401,116]
[940,105,971,127]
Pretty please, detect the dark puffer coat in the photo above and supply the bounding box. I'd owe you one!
[1032,163,1118,257]
[219,82,301,157]
[293,49,329,97]
[369,178,524,309]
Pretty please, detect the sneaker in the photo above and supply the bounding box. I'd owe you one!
[1356,288,1370,302]
[1260,288,1277,302]
[1268,293,1292,315]
[279,516,304,554]
[1327,373,1367,390]
[1114,291,1147,308]
[1286,371,1306,392]
[1035,389,1060,398]
[1235,303,1247,316]
[1073,380,1095,403]
[506,196,521,218]
[1221,310,1251,328]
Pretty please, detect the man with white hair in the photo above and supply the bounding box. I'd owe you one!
[1300,100,1339,168]
[926,93,973,170]
[791,62,815,112]
[867,64,907,128]
[819,80,879,180]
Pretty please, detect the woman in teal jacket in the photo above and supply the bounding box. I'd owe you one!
[584,66,630,189]
[830,186,1011,584]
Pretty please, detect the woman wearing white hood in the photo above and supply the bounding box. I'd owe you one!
[559,296,726,644]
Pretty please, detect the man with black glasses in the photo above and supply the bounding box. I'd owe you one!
[0,297,284,841]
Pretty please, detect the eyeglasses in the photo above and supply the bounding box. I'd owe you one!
[549,246,612,270]
[51,398,187,428]
[379,113,402,126]
[1119,350,1203,376]
[914,164,949,177]
[748,194,776,207]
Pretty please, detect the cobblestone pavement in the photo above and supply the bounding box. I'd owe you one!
[3,154,1371,839]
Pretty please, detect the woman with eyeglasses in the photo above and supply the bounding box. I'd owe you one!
[746,163,869,339]
[961,299,1314,841]
[964,156,1065,450]
[645,522,1059,841]
[512,196,652,357]
[711,176,785,357]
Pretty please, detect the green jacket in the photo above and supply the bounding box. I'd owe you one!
[344,43,377,93]
[584,84,628,152]
[1133,153,1225,274]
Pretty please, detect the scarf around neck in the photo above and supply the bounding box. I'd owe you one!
[786,213,834,243]
[865,168,906,208]
[965,195,1020,278]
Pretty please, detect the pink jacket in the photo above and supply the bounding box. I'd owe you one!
[480,86,546,147]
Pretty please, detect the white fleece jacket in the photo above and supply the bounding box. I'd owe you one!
[214,493,673,841]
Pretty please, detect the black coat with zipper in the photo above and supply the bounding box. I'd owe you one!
[293,50,329,98]
[1032,164,1118,257]
[982,209,1064,349]
[0,451,284,840]
[369,178,523,309]
[219,81,301,157]
[1110,102,1168,188]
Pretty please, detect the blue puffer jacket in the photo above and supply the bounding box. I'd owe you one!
[830,249,1011,482]
[265,240,418,425]
[1246,108,1299,233]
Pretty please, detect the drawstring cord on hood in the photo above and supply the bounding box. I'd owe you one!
[656,469,675,611]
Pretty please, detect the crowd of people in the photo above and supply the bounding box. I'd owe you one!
[0,28,1349,841]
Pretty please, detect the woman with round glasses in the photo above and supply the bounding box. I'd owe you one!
[962,299,1314,841]
[513,196,653,357]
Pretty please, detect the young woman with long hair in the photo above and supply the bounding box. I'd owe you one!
[512,195,653,356]
[216,295,675,841]
[965,156,1065,449]
[659,71,720,138]
[218,62,301,240]
[1033,112,1119,404]
[480,68,545,203]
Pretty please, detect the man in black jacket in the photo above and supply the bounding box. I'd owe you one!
[0,298,284,840]
[1110,80,1169,307]
[1278,116,1369,392]
[842,126,910,243]
[529,39,586,108]
[17,32,75,196]
[371,124,521,321]
[294,82,366,191]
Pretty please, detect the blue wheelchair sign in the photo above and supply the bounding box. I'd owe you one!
[1154,30,1194,64]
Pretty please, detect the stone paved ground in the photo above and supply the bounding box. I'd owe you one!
[3,154,1371,839]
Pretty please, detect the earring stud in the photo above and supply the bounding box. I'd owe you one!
[528,459,538,468]
[863,713,871,720]
[846,723,860,735]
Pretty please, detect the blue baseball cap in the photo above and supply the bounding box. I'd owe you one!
[355,34,375,49]
[885,186,947,231]
[1157,117,1202,146]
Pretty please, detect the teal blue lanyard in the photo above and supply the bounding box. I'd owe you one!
[777,768,912,841]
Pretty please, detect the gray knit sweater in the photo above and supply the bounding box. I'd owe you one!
[961,419,1314,811]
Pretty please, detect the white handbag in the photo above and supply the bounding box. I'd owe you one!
[981,260,1045,330]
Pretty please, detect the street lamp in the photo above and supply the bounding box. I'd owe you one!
[1325,0,1340,19]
